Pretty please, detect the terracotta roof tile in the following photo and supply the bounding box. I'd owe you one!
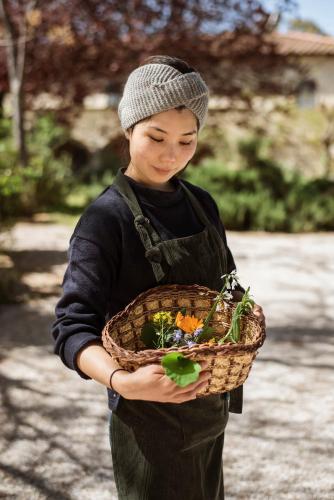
[271,31,334,56]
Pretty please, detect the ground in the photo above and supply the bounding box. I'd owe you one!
[0,221,333,499]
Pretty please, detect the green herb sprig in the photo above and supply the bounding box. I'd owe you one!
[218,286,255,344]
[195,272,234,343]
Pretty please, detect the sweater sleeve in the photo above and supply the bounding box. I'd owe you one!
[51,234,116,380]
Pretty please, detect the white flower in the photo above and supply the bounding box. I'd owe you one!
[221,270,239,283]
[222,291,233,300]
[231,279,238,290]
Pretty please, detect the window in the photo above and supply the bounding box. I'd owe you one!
[297,79,317,109]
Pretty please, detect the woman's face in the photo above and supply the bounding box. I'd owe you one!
[124,108,198,190]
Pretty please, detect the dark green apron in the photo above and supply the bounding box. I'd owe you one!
[109,168,231,499]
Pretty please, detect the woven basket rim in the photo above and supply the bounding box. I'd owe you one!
[102,283,266,356]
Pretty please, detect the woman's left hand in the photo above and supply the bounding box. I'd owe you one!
[252,304,266,328]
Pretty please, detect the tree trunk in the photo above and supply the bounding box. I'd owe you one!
[11,78,27,166]
[0,0,29,167]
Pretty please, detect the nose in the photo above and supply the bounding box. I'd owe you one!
[160,145,177,163]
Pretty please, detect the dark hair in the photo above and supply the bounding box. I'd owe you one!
[141,55,197,74]
[120,55,200,169]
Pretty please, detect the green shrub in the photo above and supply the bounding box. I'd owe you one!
[285,176,334,231]
[65,170,115,211]
[183,159,334,232]
[0,113,73,220]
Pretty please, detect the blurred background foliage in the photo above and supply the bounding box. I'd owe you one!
[1,0,333,234]
[1,108,333,233]
[0,113,72,221]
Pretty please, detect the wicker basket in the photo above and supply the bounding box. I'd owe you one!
[102,283,266,397]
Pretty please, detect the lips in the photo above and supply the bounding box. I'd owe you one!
[152,166,173,174]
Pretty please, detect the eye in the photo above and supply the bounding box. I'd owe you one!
[149,136,192,146]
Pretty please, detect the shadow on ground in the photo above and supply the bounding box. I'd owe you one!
[1,226,333,499]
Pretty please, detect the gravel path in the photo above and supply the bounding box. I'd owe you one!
[0,222,333,500]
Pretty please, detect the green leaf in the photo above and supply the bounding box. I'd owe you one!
[161,352,201,387]
[140,322,157,348]
[196,326,215,342]
[179,307,187,316]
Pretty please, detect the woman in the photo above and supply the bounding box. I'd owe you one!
[52,55,265,499]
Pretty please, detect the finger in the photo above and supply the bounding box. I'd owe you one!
[171,378,210,402]
[149,364,166,373]
[253,309,264,319]
[176,374,210,394]
[253,305,262,313]
[151,360,209,372]
[180,380,209,399]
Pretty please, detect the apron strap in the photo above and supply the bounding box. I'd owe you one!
[179,181,228,274]
[112,169,166,282]
[112,168,228,282]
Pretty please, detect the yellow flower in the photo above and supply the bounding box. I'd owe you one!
[208,337,217,345]
[151,311,174,325]
[175,311,204,334]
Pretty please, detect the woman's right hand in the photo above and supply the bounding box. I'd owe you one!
[112,361,211,404]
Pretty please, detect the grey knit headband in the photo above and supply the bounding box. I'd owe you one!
[118,63,209,131]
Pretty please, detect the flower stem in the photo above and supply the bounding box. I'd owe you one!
[203,276,228,330]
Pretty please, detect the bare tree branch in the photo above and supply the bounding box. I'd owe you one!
[0,0,17,82]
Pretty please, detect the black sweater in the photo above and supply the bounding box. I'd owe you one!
[51,172,244,411]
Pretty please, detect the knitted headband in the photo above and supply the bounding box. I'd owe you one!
[118,63,209,131]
